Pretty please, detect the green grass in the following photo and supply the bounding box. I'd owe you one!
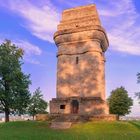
[0,121,140,140]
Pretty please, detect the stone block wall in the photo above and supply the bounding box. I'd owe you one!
[36,114,48,121]
[50,97,109,115]
[57,40,106,100]
[50,4,110,116]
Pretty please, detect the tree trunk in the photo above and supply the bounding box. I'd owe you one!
[33,115,34,120]
[118,115,120,120]
[5,109,10,122]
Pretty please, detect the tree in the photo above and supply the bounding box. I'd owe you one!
[108,86,133,118]
[137,73,140,83]
[0,40,31,122]
[136,73,140,103]
[28,88,48,120]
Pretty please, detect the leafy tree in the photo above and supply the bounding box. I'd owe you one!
[28,88,48,120]
[137,73,140,83]
[108,86,133,118]
[136,73,140,103]
[0,40,31,122]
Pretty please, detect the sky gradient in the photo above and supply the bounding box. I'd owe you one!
[0,0,140,116]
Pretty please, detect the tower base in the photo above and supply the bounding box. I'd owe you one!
[49,114,118,129]
[50,97,109,115]
[50,97,118,129]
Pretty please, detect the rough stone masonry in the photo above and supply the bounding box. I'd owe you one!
[50,4,114,119]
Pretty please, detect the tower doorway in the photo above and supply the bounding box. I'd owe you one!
[71,100,79,114]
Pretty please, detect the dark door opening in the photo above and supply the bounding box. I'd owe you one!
[71,100,79,114]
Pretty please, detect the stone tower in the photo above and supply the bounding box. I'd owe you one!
[50,4,109,116]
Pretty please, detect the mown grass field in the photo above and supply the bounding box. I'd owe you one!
[0,121,140,140]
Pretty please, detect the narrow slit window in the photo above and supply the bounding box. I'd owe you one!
[76,57,79,64]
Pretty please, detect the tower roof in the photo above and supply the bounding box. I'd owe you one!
[58,4,101,30]
[62,4,100,22]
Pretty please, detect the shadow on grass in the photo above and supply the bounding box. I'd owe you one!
[129,121,140,130]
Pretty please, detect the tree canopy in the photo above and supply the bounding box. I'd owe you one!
[136,73,140,103]
[108,86,133,117]
[28,88,48,120]
[0,40,31,122]
[137,73,140,83]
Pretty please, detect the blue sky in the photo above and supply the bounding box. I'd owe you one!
[0,0,140,116]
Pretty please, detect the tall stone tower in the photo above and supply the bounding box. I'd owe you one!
[50,4,109,116]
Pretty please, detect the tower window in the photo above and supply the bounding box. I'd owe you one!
[60,105,65,109]
[76,24,79,28]
[76,57,79,64]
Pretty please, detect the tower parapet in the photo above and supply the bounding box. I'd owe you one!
[54,4,109,52]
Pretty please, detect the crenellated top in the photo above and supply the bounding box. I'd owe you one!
[54,4,109,52]
[58,4,101,30]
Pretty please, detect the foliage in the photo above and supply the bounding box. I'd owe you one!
[0,40,31,122]
[0,121,140,140]
[108,86,133,116]
[136,73,140,103]
[28,88,48,119]
[137,73,140,83]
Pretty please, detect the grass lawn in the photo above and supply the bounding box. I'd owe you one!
[0,121,140,140]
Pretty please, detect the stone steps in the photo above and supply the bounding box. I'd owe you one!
[50,122,72,129]
[50,114,118,129]
[52,115,89,122]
